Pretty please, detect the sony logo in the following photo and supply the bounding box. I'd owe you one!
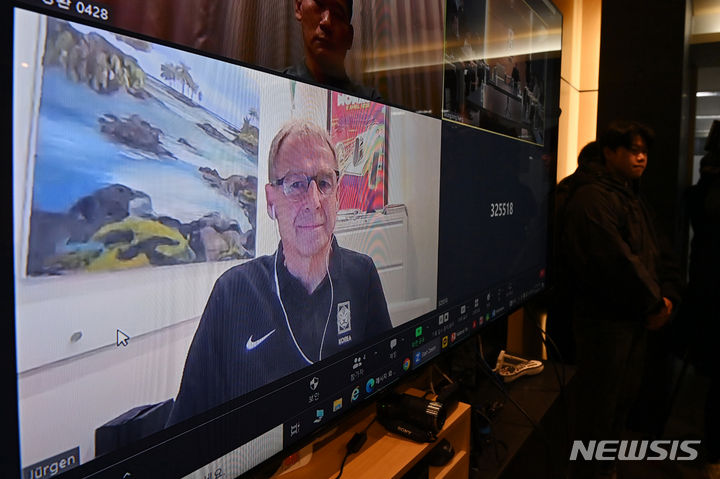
[397,426,413,436]
[569,440,701,461]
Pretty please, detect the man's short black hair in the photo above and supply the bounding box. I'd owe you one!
[599,120,655,152]
[578,141,601,166]
[345,0,353,21]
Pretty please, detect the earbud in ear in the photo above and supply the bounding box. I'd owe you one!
[270,205,276,221]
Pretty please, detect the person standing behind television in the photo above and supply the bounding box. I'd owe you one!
[167,120,392,426]
[682,121,720,476]
[560,121,680,478]
[284,0,382,102]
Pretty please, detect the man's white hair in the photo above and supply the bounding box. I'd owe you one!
[267,119,338,182]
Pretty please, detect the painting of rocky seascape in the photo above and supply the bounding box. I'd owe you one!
[25,18,260,276]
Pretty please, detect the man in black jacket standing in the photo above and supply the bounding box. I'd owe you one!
[684,121,720,477]
[560,121,680,478]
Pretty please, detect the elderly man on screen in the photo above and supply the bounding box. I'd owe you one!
[168,120,391,426]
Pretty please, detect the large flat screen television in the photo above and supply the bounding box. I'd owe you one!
[8,1,561,477]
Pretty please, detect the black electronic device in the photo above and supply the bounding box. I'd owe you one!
[436,382,460,406]
[377,418,440,443]
[376,393,447,442]
[7,1,561,478]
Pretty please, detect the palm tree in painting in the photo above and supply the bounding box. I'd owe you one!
[160,62,200,101]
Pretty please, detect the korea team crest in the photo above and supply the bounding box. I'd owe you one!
[337,301,352,335]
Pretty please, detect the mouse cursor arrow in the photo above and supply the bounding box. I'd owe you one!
[117,329,130,347]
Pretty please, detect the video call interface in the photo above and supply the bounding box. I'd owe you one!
[11,1,561,478]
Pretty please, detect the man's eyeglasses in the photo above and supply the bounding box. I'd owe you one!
[272,170,340,200]
[628,145,648,155]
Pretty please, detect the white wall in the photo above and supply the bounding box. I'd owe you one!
[17,318,199,466]
[387,109,441,311]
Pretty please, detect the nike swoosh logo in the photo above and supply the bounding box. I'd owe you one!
[246,329,276,350]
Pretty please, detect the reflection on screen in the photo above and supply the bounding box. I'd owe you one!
[99,0,447,115]
[442,0,561,144]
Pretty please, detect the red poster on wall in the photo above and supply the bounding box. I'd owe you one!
[329,92,387,212]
